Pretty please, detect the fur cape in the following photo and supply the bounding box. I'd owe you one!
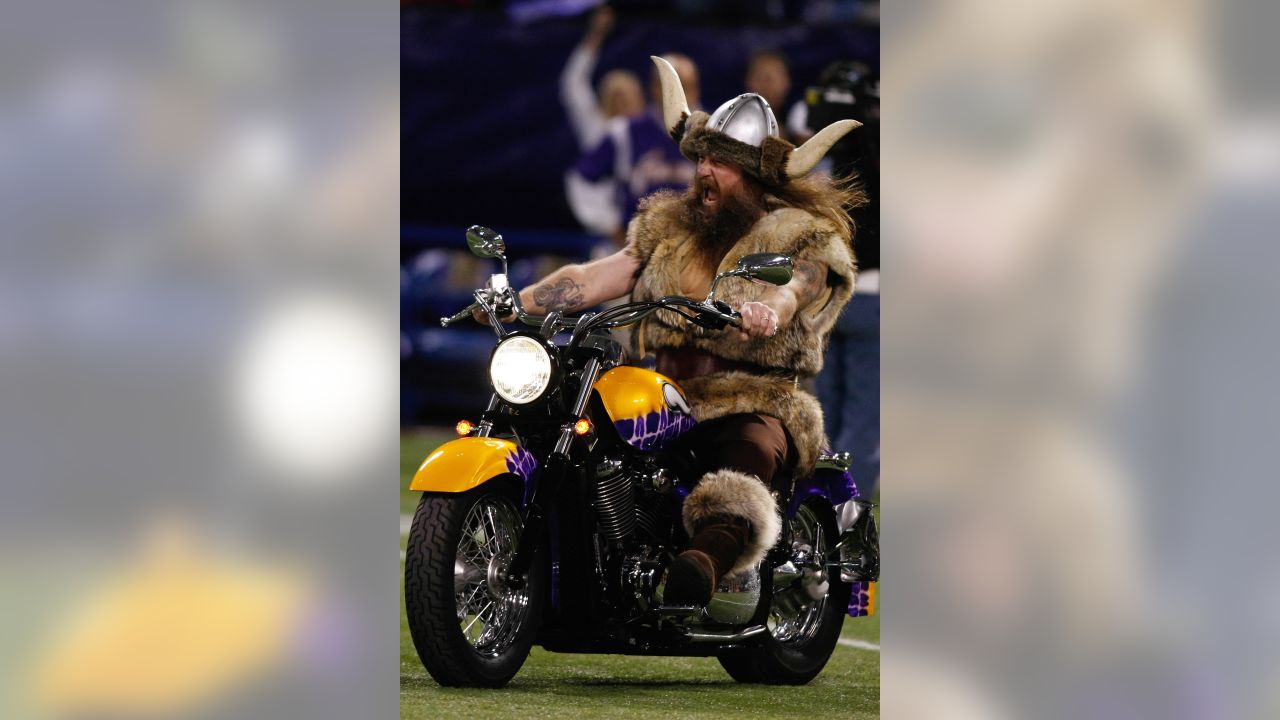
[626,191,857,477]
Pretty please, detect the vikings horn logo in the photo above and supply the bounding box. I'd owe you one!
[662,382,692,416]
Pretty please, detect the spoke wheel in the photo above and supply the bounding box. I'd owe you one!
[718,501,850,685]
[405,482,544,687]
[453,496,528,656]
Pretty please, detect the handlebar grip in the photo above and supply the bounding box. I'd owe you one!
[441,302,480,327]
[708,299,742,328]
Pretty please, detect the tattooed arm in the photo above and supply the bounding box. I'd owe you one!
[736,258,829,340]
[473,247,643,324]
[520,248,642,314]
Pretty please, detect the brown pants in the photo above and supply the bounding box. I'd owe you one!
[667,413,794,596]
[682,413,795,489]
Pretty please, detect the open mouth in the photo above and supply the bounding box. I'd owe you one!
[701,186,718,206]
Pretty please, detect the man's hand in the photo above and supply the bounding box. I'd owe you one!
[737,301,780,341]
[471,305,515,325]
[731,259,828,340]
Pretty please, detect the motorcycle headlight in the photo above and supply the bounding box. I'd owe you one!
[489,335,554,405]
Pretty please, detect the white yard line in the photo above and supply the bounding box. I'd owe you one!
[838,638,881,652]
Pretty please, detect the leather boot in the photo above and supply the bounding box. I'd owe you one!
[664,515,751,607]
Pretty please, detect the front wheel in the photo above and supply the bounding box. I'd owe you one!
[718,501,850,685]
[404,481,544,687]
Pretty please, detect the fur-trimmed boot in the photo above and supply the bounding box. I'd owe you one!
[663,469,782,607]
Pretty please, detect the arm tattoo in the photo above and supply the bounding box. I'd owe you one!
[792,259,827,308]
[532,277,587,313]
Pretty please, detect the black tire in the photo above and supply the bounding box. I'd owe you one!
[404,481,544,687]
[718,501,851,685]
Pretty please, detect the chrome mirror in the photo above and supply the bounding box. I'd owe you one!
[734,253,793,286]
[465,225,506,259]
[707,253,794,303]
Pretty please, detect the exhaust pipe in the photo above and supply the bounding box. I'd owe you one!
[686,625,768,644]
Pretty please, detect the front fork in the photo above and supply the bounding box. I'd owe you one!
[503,356,602,589]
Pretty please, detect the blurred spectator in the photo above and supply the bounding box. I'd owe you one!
[813,61,880,494]
[744,49,804,142]
[599,70,645,121]
[561,6,645,240]
[566,51,699,247]
[790,58,874,144]
[560,6,644,147]
[812,62,878,267]
[745,49,791,112]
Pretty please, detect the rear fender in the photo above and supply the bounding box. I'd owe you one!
[786,465,878,618]
[785,466,858,519]
[409,437,538,506]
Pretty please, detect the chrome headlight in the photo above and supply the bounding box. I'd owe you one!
[489,335,553,404]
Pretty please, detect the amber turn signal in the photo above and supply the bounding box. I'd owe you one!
[573,418,592,436]
[455,420,474,436]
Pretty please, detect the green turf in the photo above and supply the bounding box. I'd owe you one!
[400,429,880,718]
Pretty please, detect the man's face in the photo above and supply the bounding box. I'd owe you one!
[695,155,747,215]
[682,154,765,253]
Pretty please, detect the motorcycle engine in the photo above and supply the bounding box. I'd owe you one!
[592,458,635,542]
[608,462,764,623]
[593,459,673,545]
[594,458,679,612]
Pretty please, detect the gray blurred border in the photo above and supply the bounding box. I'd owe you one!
[882,0,1278,717]
[0,3,399,718]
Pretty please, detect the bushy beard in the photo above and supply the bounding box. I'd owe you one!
[679,176,767,273]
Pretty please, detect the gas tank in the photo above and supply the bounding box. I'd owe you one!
[592,366,697,452]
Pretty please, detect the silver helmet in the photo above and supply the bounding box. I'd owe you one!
[651,55,859,185]
[707,93,780,148]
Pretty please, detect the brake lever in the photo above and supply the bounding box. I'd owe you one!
[441,289,510,335]
[441,301,480,327]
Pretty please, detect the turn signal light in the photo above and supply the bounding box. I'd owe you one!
[573,418,592,436]
[455,420,474,436]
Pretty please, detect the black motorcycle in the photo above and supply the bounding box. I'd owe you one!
[405,226,879,687]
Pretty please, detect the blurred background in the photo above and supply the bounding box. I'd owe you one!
[0,2,400,718]
[882,0,1280,718]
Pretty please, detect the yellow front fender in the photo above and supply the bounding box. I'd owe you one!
[409,436,538,495]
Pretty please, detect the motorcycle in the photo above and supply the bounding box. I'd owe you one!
[405,225,879,687]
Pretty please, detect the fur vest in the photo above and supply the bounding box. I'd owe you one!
[625,191,857,476]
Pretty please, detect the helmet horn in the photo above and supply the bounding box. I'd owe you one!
[651,55,691,140]
[786,119,862,178]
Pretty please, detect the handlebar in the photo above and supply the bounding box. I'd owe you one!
[440,290,741,339]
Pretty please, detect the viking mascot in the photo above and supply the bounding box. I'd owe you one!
[626,57,863,605]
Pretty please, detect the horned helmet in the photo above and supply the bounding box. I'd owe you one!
[652,55,860,187]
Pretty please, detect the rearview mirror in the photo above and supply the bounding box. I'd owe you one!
[466,225,506,259]
[706,253,795,303]
[734,253,793,286]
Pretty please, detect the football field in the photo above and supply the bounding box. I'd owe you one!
[400,430,881,719]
